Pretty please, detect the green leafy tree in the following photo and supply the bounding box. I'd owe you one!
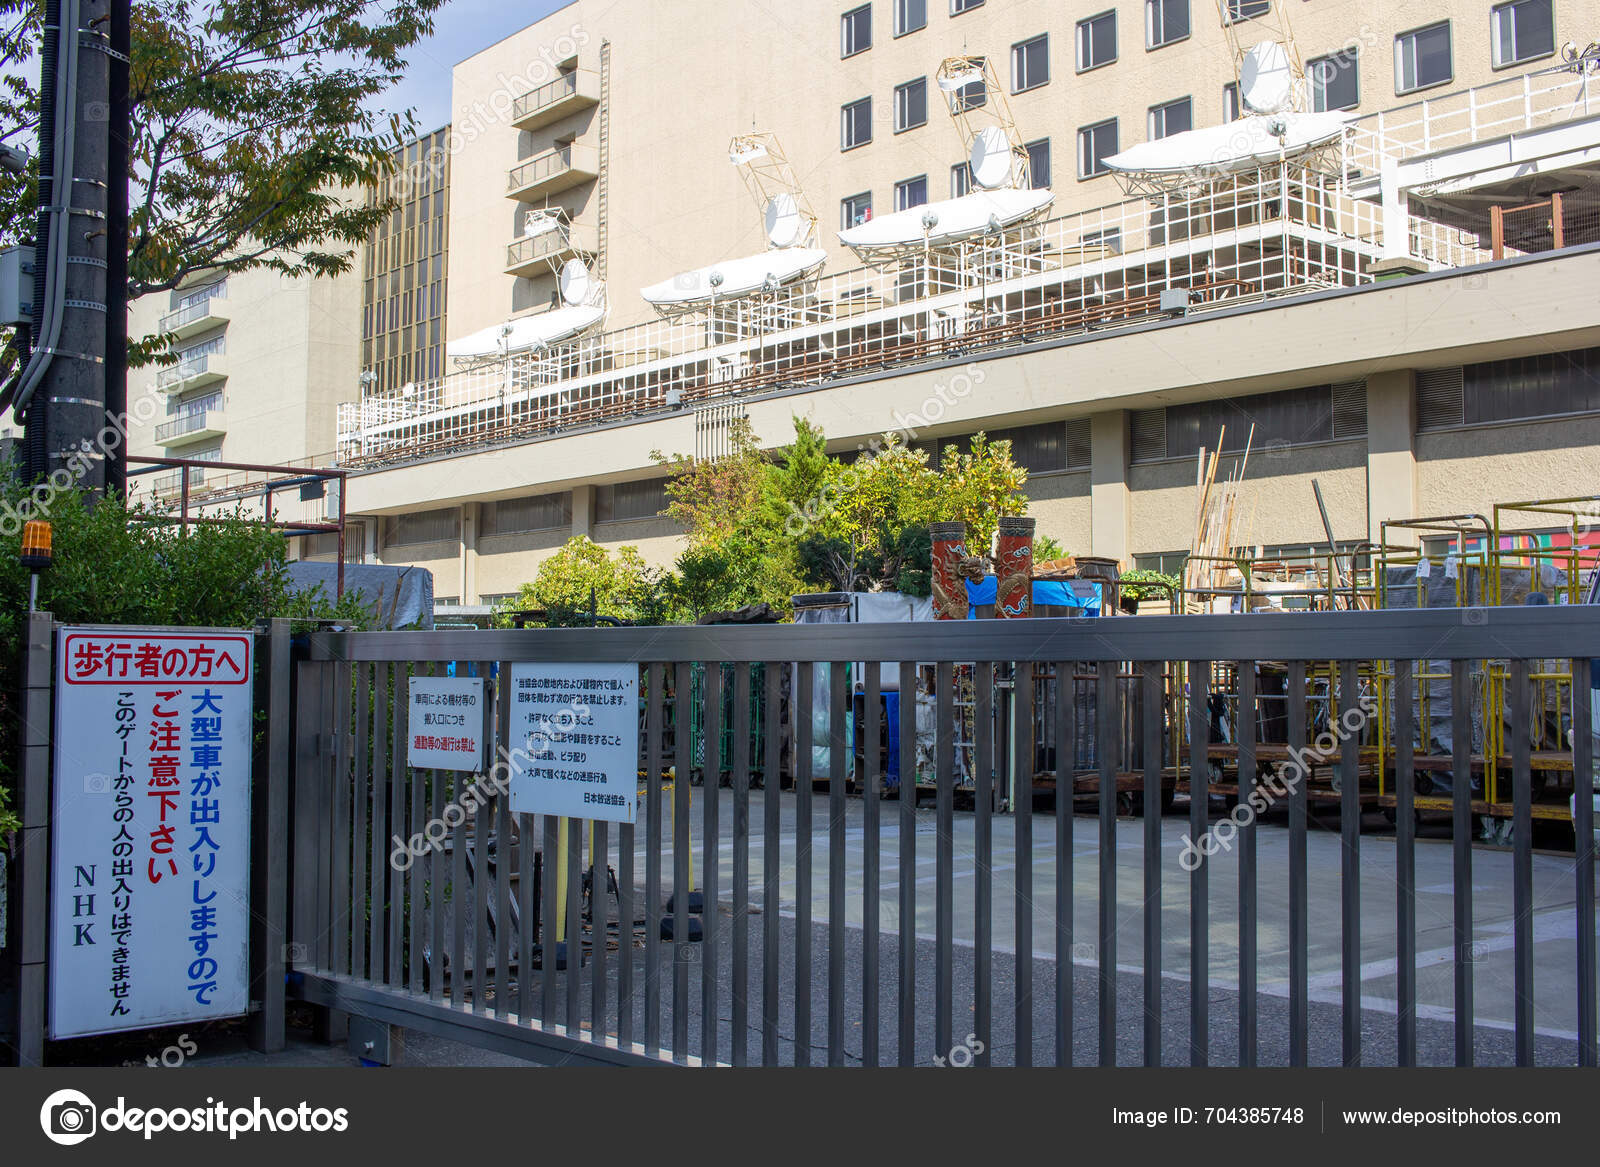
[933,432,1030,554]
[495,535,661,627]
[0,0,447,371]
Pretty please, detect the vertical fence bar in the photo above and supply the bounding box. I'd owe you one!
[592,815,609,1042]
[518,810,536,1025]
[247,618,290,1054]
[763,662,782,1065]
[314,665,334,973]
[451,758,468,1012]
[565,814,583,1038]
[674,660,692,1061]
[539,813,558,1031]
[1014,662,1034,1067]
[862,659,882,1068]
[1237,663,1257,1068]
[1097,659,1118,1066]
[645,662,664,1056]
[935,658,955,1063]
[1510,658,1534,1066]
[827,662,847,1066]
[1056,660,1076,1066]
[1187,660,1209,1066]
[389,665,408,990]
[350,663,370,983]
[898,660,918,1066]
[408,665,427,997]
[795,659,814,1066]
[495,670,514,1022]
[1451,657,1474,1066]
[972,662,994,1067]
[1339,659,1361,1066]
[702,661,723,1064]
[368,663,388,984]
[1143,661,1165,1066]
[730,663,752,1066]
[1288,660,1309,1066]
[428,667,447,1005]
[1395,660,1417,1066]
[291,665,316,977]
[332,662,352,978]
[1573,655,1596,1067]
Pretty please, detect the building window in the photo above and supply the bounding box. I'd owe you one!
[596,479,668,523]
[1308,49,1360,111]
[841,4,871,57]
[1223,0,1269,23]
[950,162,972,197]
[1146,0,1189,48]
[1076,11,1117,72]
[1492,0,1554,67]
[842,191,873,228]
[1077,119,1118,179]
[482,492,572,536]
[1148,97,1192,139]
[841,97,872,150]
[1011,34,1049,93]
[1024,139,1051,189]
[894,0,925,35]
[385,507,460,548]
[894,77,927,132]
[950,0,983,14]
[1395,21,1452,94]
[1223,81,1242,122]
[894,175,929,211]
[1417,348,1600,430]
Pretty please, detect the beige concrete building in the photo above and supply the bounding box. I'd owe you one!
[238,2,1600,607]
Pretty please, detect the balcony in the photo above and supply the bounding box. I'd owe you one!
[510,69,599,132]
[156,352,227,394]
[155,407,226,448]
[152,467,207,498]
[505,218,599,276]
[158,295,229,341]
[507,141,599,202]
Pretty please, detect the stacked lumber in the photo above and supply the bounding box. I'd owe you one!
[1183,425,1257,610]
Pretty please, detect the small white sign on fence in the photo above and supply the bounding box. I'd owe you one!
[407,675,486,771]
[48,628,254,1039]
[507,662,638,823]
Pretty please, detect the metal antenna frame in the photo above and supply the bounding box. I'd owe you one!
[936,55,1032,191]
[728,131,820,249]
[1216,0,1308,115]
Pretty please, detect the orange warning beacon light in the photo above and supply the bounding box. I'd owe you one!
[21,518,51,611]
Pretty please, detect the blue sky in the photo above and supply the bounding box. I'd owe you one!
[384,0,577,134]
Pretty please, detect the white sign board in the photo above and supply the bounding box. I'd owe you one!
[508,662,638,823]
[407,675,486,771]
[49,628,254,1039]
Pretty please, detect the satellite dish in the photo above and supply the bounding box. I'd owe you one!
[938,65,983,92]
[765,194,803,248]
[969,126,1014,191]
[1240,41,1295,114]
[558,258,591,307]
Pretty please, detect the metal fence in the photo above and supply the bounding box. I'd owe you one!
[285,608,1597,1067]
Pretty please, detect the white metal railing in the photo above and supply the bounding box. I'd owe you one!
[156,352,223,389]
[155,408,224,444]
[340,160,1505,467]
[159,290,227,333]
[512,71,580,123]
[1344,61,1596,178]
[508,144,575,192]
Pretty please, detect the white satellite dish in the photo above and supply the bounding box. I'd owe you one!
[764,194,803,248]
[969,126,1014,191]
[938,65,983,92]
[558,258,592,307]
[729,140,769,166]
[1240,41,1295,114]
[523,210,560,238]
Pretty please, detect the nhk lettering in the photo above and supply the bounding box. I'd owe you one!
[507,663,639,824]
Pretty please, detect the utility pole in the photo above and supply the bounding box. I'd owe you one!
[16,0,116,498]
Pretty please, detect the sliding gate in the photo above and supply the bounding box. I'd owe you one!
[287,609,1598,1067]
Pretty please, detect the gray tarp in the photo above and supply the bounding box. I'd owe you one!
[286,562,434,630]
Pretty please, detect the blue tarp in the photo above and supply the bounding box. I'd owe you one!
[963,576,1100,615]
